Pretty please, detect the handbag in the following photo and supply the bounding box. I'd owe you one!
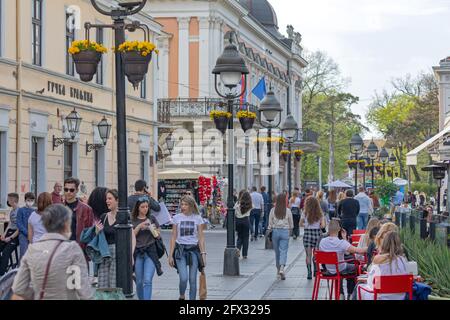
[155,238,167,259]
[39,240,65,300]
[199,271,207,300]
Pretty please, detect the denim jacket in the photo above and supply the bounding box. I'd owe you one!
[173,243,204,273]
[16,207,35,237]
[80,226,111,264]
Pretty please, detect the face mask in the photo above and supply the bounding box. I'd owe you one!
[26,201,34,208]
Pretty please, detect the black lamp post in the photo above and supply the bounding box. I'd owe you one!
[362,153,370,190]
[212,34,249,276]
[53,108,82,150]
[422,165,446,215]
[389,153,397,182]
[89,0,148,296]
[258,90,282,248]
[367,140,379,190]
[379,148,389,180]
[281,114,299,198]
[349,133,364,194]
[86,116,112,154]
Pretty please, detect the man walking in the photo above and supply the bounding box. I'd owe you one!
[63,177,94,246]
[337,189,360,236]
[354,187,373,230]
[128,180,161,213]
[16,192,36,258]
[51,182,64,204]
[250,187,264,241]
[0,193,20,275]
[260,186,269,235]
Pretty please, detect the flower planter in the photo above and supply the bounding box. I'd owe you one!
[73,51,101,82]
[239,117,255,132]
[281,154,289,162]
[213,116,229,134]
[359,163,366,170]
[295,154,302,162]
[348,164,356,170]
[121,51,152,89]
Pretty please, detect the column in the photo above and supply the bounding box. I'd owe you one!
[199,17,210,97]
[177,17,190,98]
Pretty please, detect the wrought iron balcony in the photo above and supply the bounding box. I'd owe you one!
[157,98,258,123]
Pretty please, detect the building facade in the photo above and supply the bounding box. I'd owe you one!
[0,0,163,209]
[149,0,319,192]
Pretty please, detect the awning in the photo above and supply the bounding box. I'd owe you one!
[158,169,201,180]
[406,126,450,166]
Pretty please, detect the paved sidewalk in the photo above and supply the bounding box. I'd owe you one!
[151,228,331,300]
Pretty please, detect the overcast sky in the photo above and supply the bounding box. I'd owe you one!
[270,0,450,135]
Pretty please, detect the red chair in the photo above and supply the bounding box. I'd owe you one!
[312,250,359,300]
[351,234,362,246]
[358,275,414,300]
[353,230,366,235]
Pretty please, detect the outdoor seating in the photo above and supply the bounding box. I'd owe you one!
[358,275,414,300]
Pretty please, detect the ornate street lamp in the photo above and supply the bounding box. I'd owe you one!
[53,108,82,150]
[349,133,364,194]
[212,33,249,277]
[389,153,397,182]
[379,147,389,180]
[281,113,299,197]
[422,164,446,216]
[86,116,112,155]
[367,140,379,190]
[89,0,148,297]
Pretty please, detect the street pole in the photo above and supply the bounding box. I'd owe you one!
[354,154,358,194]
[372,159,375,190]
[265,128,273,250]
[363,165,366,190]
[318,156,322,192]
[224,97,239,276]
[383,163,386,180]
[288,143,292,197]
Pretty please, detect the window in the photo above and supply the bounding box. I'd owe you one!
[64,143,73,180]
[96,27,104,84]
[32,0,43,66]
[140,76,146,99]
[66,11,75,76]
[140,151,145,180]
[30,137,38,197]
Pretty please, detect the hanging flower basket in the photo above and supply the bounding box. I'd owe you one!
[375,163,383,173]
[387,169,393,177]
[117,41,158,89]
[294,149,304,162]
[365,165,373,172]
[280,150,290,162]
[237,111,256,132]
[347,160,357,169]
[358,160,366,170]
[210,111,232,134]
[69,40,107,82]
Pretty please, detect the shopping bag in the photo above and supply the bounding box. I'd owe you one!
[151,202,172,226]
[199,271,207,300]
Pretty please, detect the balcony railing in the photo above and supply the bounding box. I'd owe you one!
[158,98,258,123]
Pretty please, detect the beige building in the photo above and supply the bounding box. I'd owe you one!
[0,0,164,209]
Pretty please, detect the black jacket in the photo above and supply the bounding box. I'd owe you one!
[172,243,204,273]
[337,198,360,221]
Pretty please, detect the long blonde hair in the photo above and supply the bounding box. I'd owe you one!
[316,191,325,201]
[180,195,200,215]
[365,217,381,239]
[304,196,323,224]
[337,192,346,202]
[290,190,299,204]
[375,222,398,249]
[378,231,404,268]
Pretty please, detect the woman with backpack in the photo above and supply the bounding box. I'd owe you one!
[132,197,163,300]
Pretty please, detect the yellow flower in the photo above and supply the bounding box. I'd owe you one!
[142,51,148,57]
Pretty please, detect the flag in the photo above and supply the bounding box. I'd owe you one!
[252,77,267,101]
[239,75,247,109]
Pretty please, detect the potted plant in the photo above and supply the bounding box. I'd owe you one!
[237,111,256,132]
[294,149,304,162]
[69,40,107,82]
[375,163,383,173]
[346,160,358,169]
[117,41,158,89]
[365,164,373,172]
[387,168,393,177]
[280,150,290,162]
[210,110,232,134]
[375,180,397,207]
[358,160,366,170]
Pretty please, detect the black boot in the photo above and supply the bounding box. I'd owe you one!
[313,262,317,277]
[307,263,312,280]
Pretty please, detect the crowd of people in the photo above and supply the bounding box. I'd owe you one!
[0,180,423,300]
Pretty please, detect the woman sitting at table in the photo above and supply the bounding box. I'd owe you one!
[355,231,409,300]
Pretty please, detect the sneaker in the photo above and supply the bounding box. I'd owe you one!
[243,256,248,260]
[236,249,241,258]
[250,236,254,242]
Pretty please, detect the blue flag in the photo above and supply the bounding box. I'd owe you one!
[252,77,267,101]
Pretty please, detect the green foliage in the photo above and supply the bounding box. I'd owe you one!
[410,182,438,196]
[400,228,450,297]
[375,179,397,201]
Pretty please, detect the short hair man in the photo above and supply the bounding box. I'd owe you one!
[0,193,20,275]
[128,180,161,214]
[337,189,360,236]
[250,187,264,241]
[64,177,94,245]
[260,186,269,235]
[319,220,367,300]
[354,186,373,230]
[16,192,36,259]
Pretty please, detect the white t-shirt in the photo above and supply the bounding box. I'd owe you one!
[28,211,47,243]
[173,213,205,245]
[301,212,321,229]
[319,236,352,274]
[291,197,301,208]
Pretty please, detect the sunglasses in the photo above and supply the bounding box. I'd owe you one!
[64,188,76,193]
[138,196,149,202]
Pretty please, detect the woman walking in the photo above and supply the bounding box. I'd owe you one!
[28,192,53,244]
[268,194,293,280]
[300,197,326,280]
[87,187,109,222]
[235,191,252,259]
[316,191,329,220]
[168,195,206,300]
[12,204,94,300]
[132,197,162,300]
[327,190,337,219]
[288,191,301,240]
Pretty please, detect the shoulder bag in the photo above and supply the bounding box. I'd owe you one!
[39,240,65,300]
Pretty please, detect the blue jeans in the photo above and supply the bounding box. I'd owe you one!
[357,213,369,230]
[176,252,199,300]
[272,229,289,268]
[250,209,261,238]
[18,233,28,260]
[135,254,156,300]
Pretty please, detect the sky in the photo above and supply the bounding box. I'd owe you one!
[270,0,450,136]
